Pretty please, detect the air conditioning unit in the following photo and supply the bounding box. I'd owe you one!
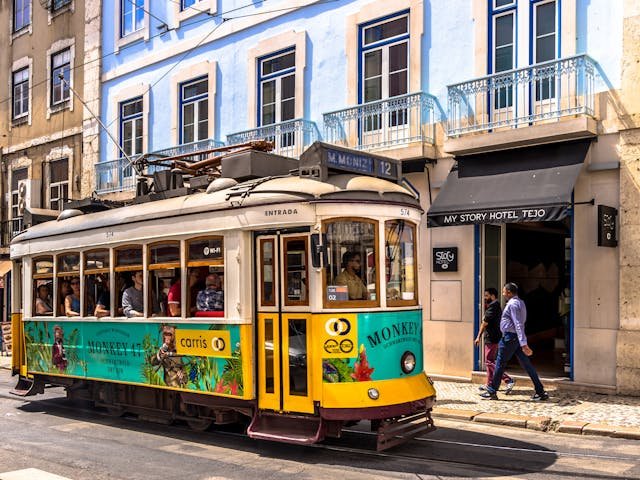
[16,179,41,217]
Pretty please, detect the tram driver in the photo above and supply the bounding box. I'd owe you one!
[334,251,368,300]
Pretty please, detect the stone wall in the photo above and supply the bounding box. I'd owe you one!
[617,2,640,395]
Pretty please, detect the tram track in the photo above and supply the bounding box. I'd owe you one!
[3,390,639,479]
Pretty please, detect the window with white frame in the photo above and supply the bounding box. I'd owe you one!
[51,48,71,106]
[52,0,71,11]
[121,0,144,37]
[491,4,516,109]
[48,158,69,211]
[181,0,202,10]
[12,68,29,120]
[120,97,144,157]
[180,77,208,144]
[11,168,28,220]
[13,0,30,31]
[259,49,296,127]
[359,13,409,131]
[533,0,557,100]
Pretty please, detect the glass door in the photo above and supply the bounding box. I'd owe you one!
[256,233,313,413]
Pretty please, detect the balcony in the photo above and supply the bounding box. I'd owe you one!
[227,119,319,159]
[323,92,437,157]
[0,218,24,248]
[95,139,224,194]
[446,55,598,153]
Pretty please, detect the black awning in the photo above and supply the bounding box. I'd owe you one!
[427,140,590,227]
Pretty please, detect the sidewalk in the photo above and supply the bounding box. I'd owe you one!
[433,378,640,440]
[2,355,639,440]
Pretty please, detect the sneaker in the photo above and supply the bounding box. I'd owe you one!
[505,380,516,395]
[478,385,488,392]
[479,391,498,400]
[531,391,549,401]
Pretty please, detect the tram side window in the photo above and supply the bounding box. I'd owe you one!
[324,219,379,306]
[33,257,54,316]
[187,237,224,317]
[115,246,143,317]
[148,242,180,317]
[385,220,417,306]
[84,249,110,317]
[57,253,80,316]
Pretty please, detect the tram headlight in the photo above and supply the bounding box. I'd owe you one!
[400,351,416,374]
[367,388,380,400]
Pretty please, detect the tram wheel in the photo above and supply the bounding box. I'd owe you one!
[186,417,213,431]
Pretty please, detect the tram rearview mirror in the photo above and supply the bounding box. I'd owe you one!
[310,234,328,268]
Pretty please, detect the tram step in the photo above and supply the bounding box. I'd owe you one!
[247,412,325,445]
[10,375,45,397]
[376,408,436,451]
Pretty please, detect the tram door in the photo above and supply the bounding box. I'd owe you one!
[256,233,313,414]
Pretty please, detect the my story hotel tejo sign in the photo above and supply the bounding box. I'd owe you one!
[428,205,567,227]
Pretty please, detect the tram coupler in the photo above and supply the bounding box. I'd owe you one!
[10,375,45,397]
[376,408,436,451]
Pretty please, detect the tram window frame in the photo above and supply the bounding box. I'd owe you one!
[322,217,380,309]
[186,236,225,318]
[32,256,54,317]
[385,219,418,307]
[56,252,81,317]
[259,238,276,307]
[147,241,180,317]
[84,248,111,317]
[114,245,144,317]
[283,236,309,307]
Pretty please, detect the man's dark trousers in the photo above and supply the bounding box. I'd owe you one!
[488,332,544,394]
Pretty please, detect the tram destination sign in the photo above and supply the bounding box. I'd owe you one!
[299,142,401,183]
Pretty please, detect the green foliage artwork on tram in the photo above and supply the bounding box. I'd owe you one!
[24,321,244,396]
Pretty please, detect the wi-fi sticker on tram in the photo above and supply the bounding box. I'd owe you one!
[321,316,357,358]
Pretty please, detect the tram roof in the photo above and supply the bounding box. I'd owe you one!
[12,174,420,244]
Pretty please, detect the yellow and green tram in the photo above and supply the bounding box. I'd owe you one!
[9,147,436,450]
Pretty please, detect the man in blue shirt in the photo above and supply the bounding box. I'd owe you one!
[480,282,549,401]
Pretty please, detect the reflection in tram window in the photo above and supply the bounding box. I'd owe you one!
[324,219,378,306]
[148,242,180,317]
[284,237,308,306]
[288,318,308,396]
[385,220,418,306]
[33,256,54,316]
[260,239,275,306]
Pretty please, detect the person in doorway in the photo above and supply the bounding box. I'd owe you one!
[475,287,515,393]
[559,281,571,359]
[480,282,549,401]
[122,271,144,317]
[334,251,368,300]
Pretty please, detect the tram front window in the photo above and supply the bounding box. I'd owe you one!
[324,219,378,306]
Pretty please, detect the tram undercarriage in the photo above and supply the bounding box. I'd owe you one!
[13,374,435,451]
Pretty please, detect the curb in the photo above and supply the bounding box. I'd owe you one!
[432,407,640,440]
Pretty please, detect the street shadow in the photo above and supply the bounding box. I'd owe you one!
[14,393,565,479]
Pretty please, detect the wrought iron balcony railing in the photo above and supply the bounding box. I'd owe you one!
[0,218,24,246]
[95,139,224,194]
[447,54,597,136]
[323,92,437,152]
[227,119,319,159]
